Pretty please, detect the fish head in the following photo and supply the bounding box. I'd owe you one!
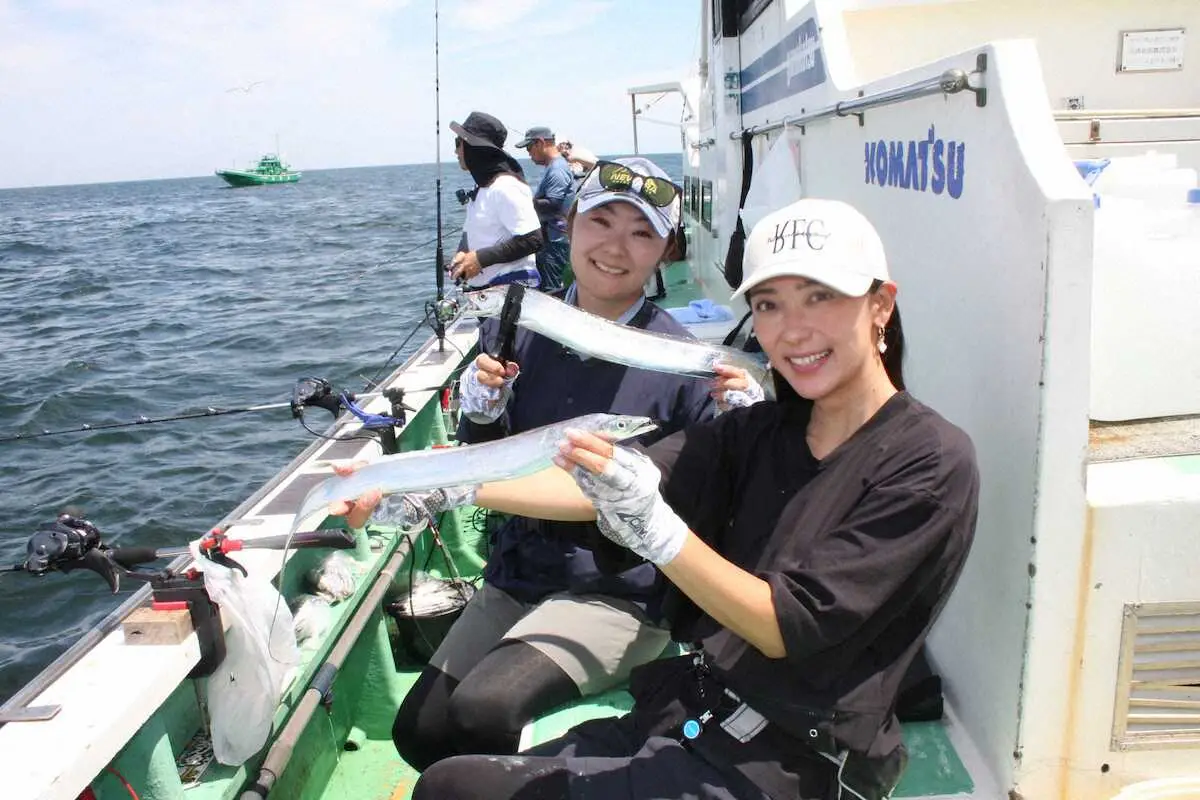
[458,286,507,319]
[587,414,658,442]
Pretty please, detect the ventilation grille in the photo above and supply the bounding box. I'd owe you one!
[1112,601,1200,750]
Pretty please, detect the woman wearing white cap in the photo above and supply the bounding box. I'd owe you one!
[333,157,762,773]
[399,197,981,799]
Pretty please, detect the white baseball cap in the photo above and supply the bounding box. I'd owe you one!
[575,156,681,239]
[733,198,890,298]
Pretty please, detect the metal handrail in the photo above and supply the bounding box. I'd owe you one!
[1055,108,1200,122]
[730,65,982,140]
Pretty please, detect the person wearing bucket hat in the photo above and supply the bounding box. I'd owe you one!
[448,111,544,289]
[327,156,765,774]
[404,198,979,800]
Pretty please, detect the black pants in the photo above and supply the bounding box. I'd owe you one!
[412,713,773,800]
[393,639,580,770]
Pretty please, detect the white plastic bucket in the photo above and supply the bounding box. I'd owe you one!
[1110,777,1200,800]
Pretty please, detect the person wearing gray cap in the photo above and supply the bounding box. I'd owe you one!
[330,156,767,779]
[516,125,574,289]
[448,111,544,289]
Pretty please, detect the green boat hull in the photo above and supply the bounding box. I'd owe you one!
[214,169,301,187]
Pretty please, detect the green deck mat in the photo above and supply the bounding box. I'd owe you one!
[894,721,974,797]
[321,736,420,800]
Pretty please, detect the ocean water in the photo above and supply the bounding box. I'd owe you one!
[0,153,683,705]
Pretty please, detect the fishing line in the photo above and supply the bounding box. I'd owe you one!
[344,228,462,280]
[0,402,295,443]
[360,290,468,392]
[0,378,451,444]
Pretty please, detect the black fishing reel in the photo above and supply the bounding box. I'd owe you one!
[23,514,110,580]
[291,376,344,419]
[6,513,358,593]
[13,513,223,593]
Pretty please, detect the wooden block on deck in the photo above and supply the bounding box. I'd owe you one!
[121,607,193,645]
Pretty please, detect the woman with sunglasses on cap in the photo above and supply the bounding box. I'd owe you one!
[387,197,981,799]
[337,156,763,772]
[449,111,543,289]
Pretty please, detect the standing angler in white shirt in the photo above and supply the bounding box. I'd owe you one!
[448,111,544,289]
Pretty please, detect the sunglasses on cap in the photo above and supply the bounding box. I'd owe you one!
[583,160,680,208]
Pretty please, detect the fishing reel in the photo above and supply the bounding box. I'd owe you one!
[428,295,461,324]
[7,513,358,594]
[13,513,245,593]
[291,377,344,420]
[22,514,111,581]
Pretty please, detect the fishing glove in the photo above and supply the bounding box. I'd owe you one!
[371,485,478,532]
[571,445,689,567]
[721,373,765,409]
[459,362,519,423]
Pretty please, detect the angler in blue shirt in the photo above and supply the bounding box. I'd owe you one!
[518,126,575,289]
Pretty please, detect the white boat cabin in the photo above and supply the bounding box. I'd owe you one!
[630,0,1200,797]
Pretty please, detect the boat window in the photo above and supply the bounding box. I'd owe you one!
[683,175,694,218]
[701,180,713,231]
[738,0,771,33]
[712,0,738,39]
[713,0,767,38]
[691,177,700,221]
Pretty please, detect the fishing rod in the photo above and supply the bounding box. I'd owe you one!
[427,0,454,354]
[0,376,456,445]
[434,0,448,352]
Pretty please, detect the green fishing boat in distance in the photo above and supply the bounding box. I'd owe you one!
[214,153,301,187]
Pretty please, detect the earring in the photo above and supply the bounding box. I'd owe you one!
[877,326,888,355]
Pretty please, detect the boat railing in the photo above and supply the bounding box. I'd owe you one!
[1053,108,1200,122]
[1053,108,1200,146]
[730,57,988,140]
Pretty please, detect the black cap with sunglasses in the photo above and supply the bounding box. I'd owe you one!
[574,157,682,238]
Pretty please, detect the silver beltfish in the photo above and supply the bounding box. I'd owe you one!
[459,286,771,391]
[293,412,656,528]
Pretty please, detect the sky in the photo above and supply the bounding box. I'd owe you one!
[0,0,703,189]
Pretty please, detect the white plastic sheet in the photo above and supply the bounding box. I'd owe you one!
[741,129,804,234]
[202,559,299,766]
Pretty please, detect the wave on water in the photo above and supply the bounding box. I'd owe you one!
[0,241,65,258]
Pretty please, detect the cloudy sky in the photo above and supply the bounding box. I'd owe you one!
[0,1,701,189]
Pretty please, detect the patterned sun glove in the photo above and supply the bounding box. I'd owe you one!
[371,485,479,532]
[459,361,519,423]
[570,445,689,567]
[721,372,765,409]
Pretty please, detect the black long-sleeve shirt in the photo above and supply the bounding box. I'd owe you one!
[646,392,978,772]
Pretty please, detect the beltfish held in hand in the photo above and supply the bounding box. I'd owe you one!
[460,286,771,390]
[293,413,657,528]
